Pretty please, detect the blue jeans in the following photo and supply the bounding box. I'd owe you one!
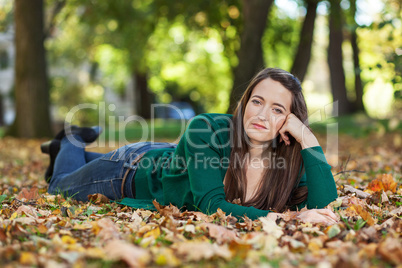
[48,136,177,201]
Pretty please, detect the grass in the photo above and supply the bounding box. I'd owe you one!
[310,113,401,138]
[102,119,191,141]
[0,114,400,140]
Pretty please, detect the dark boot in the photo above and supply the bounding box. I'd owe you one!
[41,126,102,183]
[54,125,103,143]
[41,139,61,183]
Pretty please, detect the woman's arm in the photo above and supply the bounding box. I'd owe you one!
[278,113,338,208]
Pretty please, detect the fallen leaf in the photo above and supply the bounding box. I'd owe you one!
[367,174,397,193]
[19,251,37,266]
[200,223,238,244]
[351,204,375,226]
[377,237,402,265]
[153,200,181,217]
[173,241,232,261]
[16,187,40,201]
[326,224,341,238]
[93,218,121,241]
[104,239,151,267]
[87,193,109,204]
[259,217,283,239]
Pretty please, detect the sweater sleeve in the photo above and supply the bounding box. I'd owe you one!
[184,115,270,220]
[296,146,338,210]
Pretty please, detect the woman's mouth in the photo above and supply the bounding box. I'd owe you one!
[251,123,267,129]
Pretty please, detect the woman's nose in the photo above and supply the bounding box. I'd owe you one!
[257,114,267,122]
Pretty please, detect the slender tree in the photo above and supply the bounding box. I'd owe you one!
[226,0,274,114]
[327,0,353,115]
[349,0,365,113]
[290,0,319,82]
[7,0,52,137]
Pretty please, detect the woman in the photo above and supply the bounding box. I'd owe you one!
[42,68,338,223]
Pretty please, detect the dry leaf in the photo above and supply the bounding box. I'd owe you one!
[367,174,397,193]
[200,223,238,244]
[152,200,181,217]
[377,237,402,265]
[351,204,375,226]
[104,239,151,267]
[173,241,232,261]
[93,218,121,241]
[87,193,109,204]
[259,217,283,239]
[17,187,39,201]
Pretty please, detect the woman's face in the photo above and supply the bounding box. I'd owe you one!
[243,78,292,146]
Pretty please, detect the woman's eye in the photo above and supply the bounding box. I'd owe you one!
[274,108,283,114]
[251,99,261,105]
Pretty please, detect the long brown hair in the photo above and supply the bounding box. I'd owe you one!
[224,68,309,212]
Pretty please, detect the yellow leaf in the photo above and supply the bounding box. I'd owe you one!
[72,223,93,230]
[9,212,18,221]
[143,227,161,239]
[19,252,37,266]
[61,235,77,244]
[351,204,375,226]
[308,238,323,252]
[155,248,181,266]
[84,248,105,259]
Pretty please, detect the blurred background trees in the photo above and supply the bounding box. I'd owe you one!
[0,0,400,138]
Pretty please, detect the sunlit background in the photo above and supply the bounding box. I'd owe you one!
[0,0,400,133]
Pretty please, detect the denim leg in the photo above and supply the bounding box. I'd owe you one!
[52,136,87,179]
[48,141,153,201]
[85,152,102,162]
[48,141,177,202]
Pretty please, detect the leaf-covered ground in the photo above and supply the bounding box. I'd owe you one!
[0,132,401,267]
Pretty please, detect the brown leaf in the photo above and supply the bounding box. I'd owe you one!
[237,215,253,231]
[351,204,375,226]
[152,200,181,217]
[16,205,38,219]
[377,237,402,265]
[173,241,232,261]
[87,193,109,204]
[104,239,151,267]
[17,187,39,201]
[93,218,120,241]
[228,240,252,259]
[200,223,238,244]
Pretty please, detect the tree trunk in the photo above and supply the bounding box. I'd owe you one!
[133,71,154,119]
[290,0,318,82]
[0,94,4,126]
[7,0,52,138]
[350,0,365,113]
[327,0,353,115]
[226,0,274,114]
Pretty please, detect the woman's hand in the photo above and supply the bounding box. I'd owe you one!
[267,209,339,226]
[296,209,339,226]
[278,113,319,149]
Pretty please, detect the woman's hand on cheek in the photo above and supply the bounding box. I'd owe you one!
[278,113,319,149]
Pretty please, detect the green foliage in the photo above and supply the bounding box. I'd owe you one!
[263,3,303,70]
[147,19,233,112]
[0,0,13,32]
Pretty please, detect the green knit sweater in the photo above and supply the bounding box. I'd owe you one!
[119,113,338,220]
